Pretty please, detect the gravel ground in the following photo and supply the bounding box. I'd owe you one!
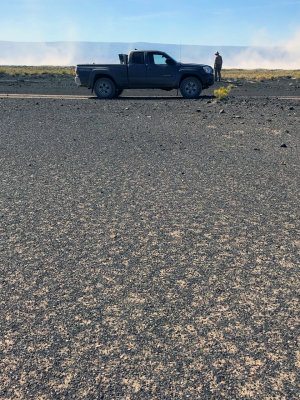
[0,76,299,399]
[0,72,299,97]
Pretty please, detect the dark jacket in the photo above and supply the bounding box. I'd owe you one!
[214,55,223,68]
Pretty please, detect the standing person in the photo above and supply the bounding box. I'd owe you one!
[214,51,223,82]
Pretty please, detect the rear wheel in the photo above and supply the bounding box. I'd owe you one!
[94,78,116,99]
[180,77,202,99]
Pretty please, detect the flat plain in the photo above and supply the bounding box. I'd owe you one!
[0,73,299,399]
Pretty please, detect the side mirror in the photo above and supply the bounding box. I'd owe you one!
[166,58,175,66]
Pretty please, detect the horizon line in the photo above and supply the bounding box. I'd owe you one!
[0,40,282,49]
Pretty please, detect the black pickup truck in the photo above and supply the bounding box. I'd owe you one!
[75,50,214,99]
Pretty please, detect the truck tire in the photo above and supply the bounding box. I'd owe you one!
[94,78,116,99]
[180,77,202,99]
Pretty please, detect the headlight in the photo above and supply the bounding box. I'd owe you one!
[203,66,213,74]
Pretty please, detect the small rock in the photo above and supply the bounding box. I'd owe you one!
[280,161,286,165]
[216,375,226,383]
[196,109,201,113]
[280,143,287,148]
[289,106,294,110]
[254,148,260,151]
[219,109,225,114]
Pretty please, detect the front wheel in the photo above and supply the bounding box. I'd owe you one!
[94,78,116,99]
[180,77,202,99]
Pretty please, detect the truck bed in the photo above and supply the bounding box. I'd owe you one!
[77,64,128,88]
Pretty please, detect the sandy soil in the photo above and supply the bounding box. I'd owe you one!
[0,75,299,399]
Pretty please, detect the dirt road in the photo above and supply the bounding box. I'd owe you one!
[0,93,299,100]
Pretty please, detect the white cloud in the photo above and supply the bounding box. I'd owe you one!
[0,42,77,65]
[227,28,300,68]
[0,28,299,68]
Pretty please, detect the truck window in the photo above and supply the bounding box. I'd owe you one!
[131,52,145,64]
[152,54,168,65]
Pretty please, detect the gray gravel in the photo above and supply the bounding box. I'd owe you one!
[0,79,299,399]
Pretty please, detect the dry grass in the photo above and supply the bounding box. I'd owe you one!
[0,66,75,76]
[0,66,299,81]
[222,69,300,80]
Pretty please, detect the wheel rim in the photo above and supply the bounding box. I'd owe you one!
[98,82,112,96]
[184,81,198,95]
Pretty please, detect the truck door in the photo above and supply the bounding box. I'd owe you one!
[146,52,177,87]
[128,52,147,87]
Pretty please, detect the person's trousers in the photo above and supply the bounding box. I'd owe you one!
[215,66,221,81]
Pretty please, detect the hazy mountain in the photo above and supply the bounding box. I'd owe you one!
[0,41,298,69]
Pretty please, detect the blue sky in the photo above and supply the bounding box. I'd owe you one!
[1,0,300,46]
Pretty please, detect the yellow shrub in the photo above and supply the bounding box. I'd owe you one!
[214,86,231,100]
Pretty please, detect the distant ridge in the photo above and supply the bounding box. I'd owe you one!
[0,41,298,69]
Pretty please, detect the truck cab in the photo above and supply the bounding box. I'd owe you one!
[121,50,178,88]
